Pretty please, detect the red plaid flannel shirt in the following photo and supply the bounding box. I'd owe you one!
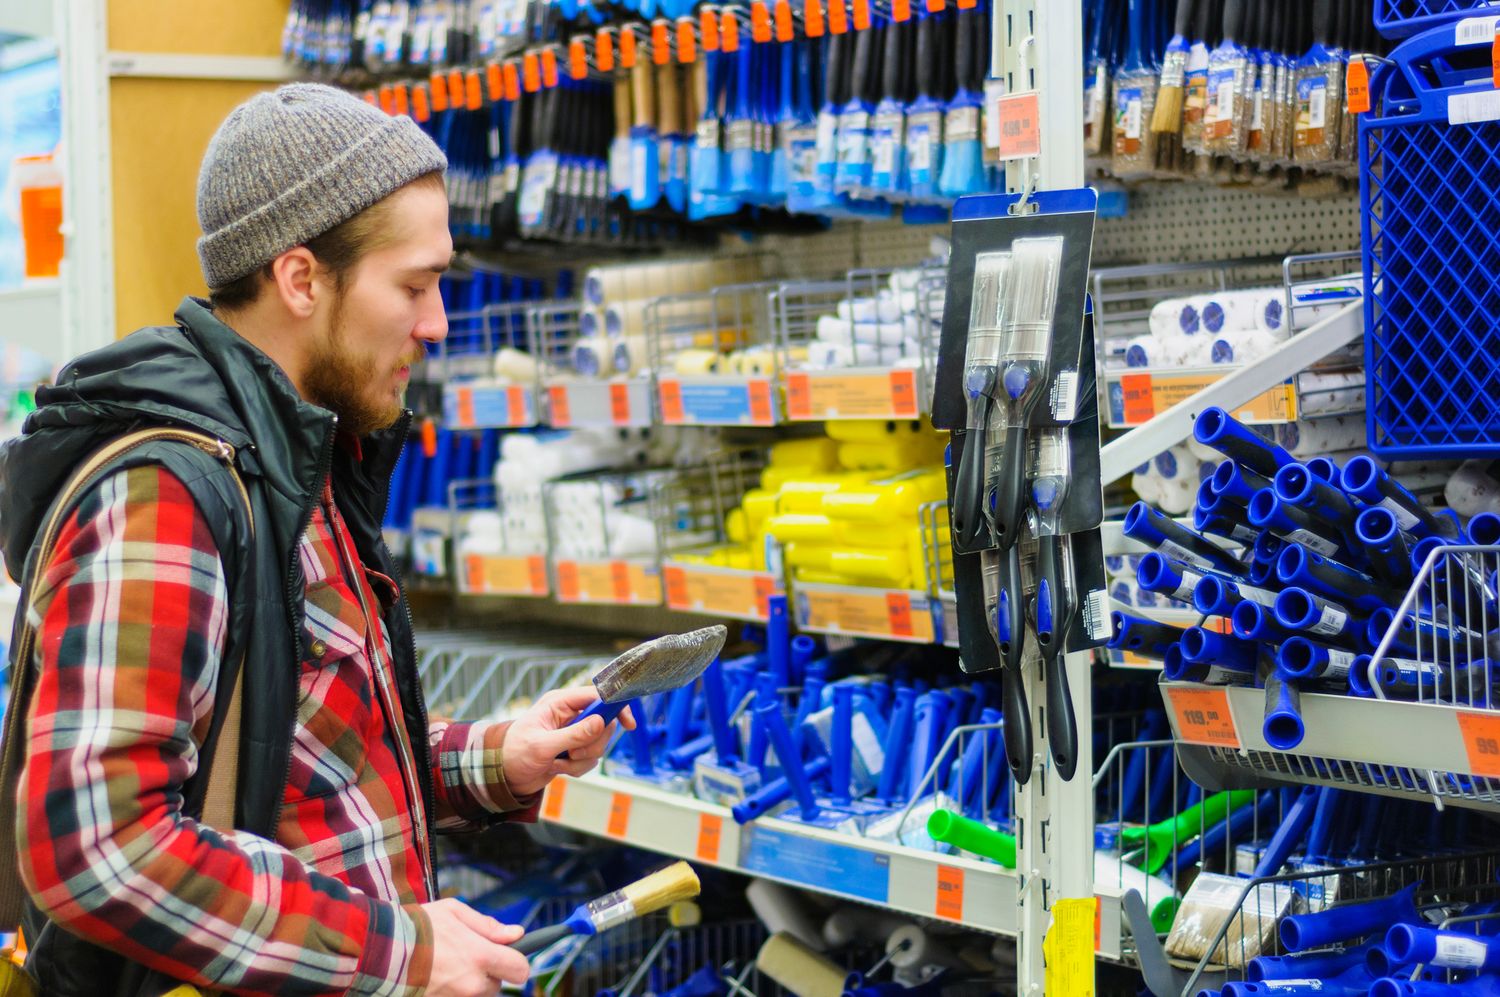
[17,463,539,996]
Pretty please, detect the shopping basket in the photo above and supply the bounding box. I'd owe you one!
[1360,23,1500,458]
[1375,0,1500,40]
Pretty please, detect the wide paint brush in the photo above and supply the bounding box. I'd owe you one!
[1150,0,1193,139]
[1111,0,1160,179]
[628,27,662,210]
[867,13,908,199]
[513,862,702,955]
[572,625,728,726]
[834,18,879,196]
[1085,0,1115,157]
[937,2,983,200]
[904,10,945,203]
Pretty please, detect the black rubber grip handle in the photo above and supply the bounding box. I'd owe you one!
[989,422,1028,551]
[824,30,848,106]
[1222,0,1242,42]
[953,9,973,95]
[515,923,574,956]
[952,408,995,551]
[997,543,1027,674]
[1174,0,1195,37]
[1036,533,1079,782]
[850,24,877,105]
[915,14,936,98]
[1311,0,1331,46]
[883,18,904,100]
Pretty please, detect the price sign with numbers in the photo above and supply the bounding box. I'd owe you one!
[547,385,572,426]
[935,865,964,921]
[696,814,724,862]
[610,382,632,424]
[542,778,567,820]
[606,792,633,838]
[996,91,1041,160]
[1113,372,1297,427]
[1458,711,1500,777]
[785,369,922,420]
[1165,686,1240,748]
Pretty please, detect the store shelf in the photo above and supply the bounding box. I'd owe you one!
[1103,367,1300,428]
[553,556,662,607]
[657,375,778,427]
[457,551,549,597]
[784,368,924,422]
[791,582,939,645]
[410,506,455,578]
[661,561,780,622]
[544,379,653,429]
[442,381,538,429]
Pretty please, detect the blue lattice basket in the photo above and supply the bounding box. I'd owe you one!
[1361,26,1500,458]
[1376,0,1500,39]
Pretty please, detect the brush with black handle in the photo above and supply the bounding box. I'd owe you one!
[1030,431,1078,781]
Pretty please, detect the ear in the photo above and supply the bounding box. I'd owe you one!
[268,247,322,319]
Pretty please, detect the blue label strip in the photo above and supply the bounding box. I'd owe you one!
[679,383,755,424]
[739,825,892,903]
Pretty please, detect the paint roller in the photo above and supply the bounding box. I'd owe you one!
[756,932,859,997]
[747,879,828,951]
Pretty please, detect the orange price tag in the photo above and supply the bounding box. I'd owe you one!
[1119,372,1154,424]
[620,26,639,67]
[660,380,686,422]
[678,19,697,62]
[664,566,691,608]
[527,555,548,594]
[748,379,773,423]
[786,372,812,419]
[507,386,527,424]
[925,0,945,11]
[558,561,581,601]
[935,865,964,921]
[609,382,632,424]
[754,575,775,616]
[522,52,541,92]
[420,418,438,457]
[956,0,976,10]
[464,553,485,591]
[889,369,918,417]
[696,813,724,862]
[611,561,632,601]
[827,0,848,34]
[804,0,825,36]
[606,791,633,837]
[1458,711,1500,777]
[454,387,476,427]
[411,84,432,122]
[852,0,871,31]
[503,62,521,101]
[774,0,793,41]
[541,48,559,87]
[548,385,572,426]
[570,38,589,79]
[751,1,772,41]
[597,28,616,70]
[892,0,911,20]
[486,62,504,101]
[653,20,670,63]
[393,84,411,117]
[700,8,721,51]
[447,69,466,105]
[886,592,915,638]
[997,91,1041,160]
[1346,57,1370,114]
[378,85,396,115]
[721,13,740,51]
[1166,686,1240,748]
[542,778,567,819]
[464,70,483,110]
[1493,30,1500,89]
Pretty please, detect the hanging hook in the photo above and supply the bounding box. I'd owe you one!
[1009,34,1040,216]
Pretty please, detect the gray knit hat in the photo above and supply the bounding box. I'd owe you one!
[196,82,447,289]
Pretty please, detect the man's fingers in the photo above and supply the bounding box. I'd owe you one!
[553,756,603,778]
[485,943,532,985]
[446,900,517,945]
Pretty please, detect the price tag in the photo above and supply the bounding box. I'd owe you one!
[465,70,483,110]
[700,8,721,50]
[522,51,541,92]
[1347,58,1370,115]
[503,62,521,101]
[696,813,724,862]
[1113,372,1296,427]
[660,379,686,423]
[611,560,631,601]
[542,778,567,820]
[750,1,772,41]
[606,791,633,838]
[621,25,639,65]
[852,0,870,31]
[748,379,773,424]
[1458,711,1500,777]
[379,85,395,115]
[892,0,911,19]
[890,369,919,417]
[653,20,671,62]
[420,417,439,457]
[886,592,915,637]
[1494,29,1500,88]
[569,38,588,80]
[485,62,503,102]
[754,575,775,616]
[935,865,964,921]
[774,0,794,40]
[827,0,847,33]
[803,0,824,36]
[507,386,528,424]
[609,382,632,424]
[557,560,581,601]
[411,84,431,122]
[1165,686,1240,748]
[392,83,410,117]
[455,386,476,427]
[528,555,548,594]
[678,19,697,62]
[786,373,812,419]
[1044,898,1099,996]
[548,385,572,426]
[996,91,1041,161]
[464,554,485,592]
[664,565,690,607]
[596,28,616,71]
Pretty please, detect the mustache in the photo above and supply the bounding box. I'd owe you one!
[396,349,426,371]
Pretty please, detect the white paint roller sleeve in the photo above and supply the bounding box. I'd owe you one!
[1150,297,1202,339]
[612,335,649,375]
[493,348,539,383]
[746,880,828,952]
[817,315,907,346]
[1208,328,1279,365]
[571,337,610,377]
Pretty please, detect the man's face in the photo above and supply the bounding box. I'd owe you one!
[302,182,452,437]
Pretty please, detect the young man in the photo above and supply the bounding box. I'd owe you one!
[0,83,624,997]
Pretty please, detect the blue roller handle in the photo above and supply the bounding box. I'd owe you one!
[572,698,632,728]
[1303,786,1341,863]
[1109,611,1185,658]
[794,674,827,751]
[1224,974,1369,997]
[667,684,696,749]
[1343,455,1452,540]
[1254,784,1320,877]
[1248,489,1351,560]
[830,684,855,806]
[748,672,780,771]
[1195,407,1295,477]
[1232,602,1299,645]
[1249,943,1375,983]
[732,756,832,823]
[1275,462,1360,541]
[665,733,714,770]
[1385,924,1500,971]
[1176,790,1278,869]
[1181,627,1260,672]
[754,697,819,821]
[908,691,953,801]
[1276,541,1394,613]
[878,687,918,802]
[1263,670,1305,750]
[1369,979,1500,997]
[701,659,740,764]
[1123,501,1250,577]
[790,635,817,685]
[950,707,996,812]
[1212,460,1272,507]
[626,700,655,776]
[768,595,791,690]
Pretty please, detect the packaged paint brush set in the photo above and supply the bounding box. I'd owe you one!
[932,189,1110,785]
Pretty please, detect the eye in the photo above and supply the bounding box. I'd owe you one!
[407,286,426,300]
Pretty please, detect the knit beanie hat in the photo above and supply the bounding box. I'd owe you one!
[195,82,447,289]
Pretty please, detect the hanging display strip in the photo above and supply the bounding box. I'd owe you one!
[1105,369,1297,427]
[792,582,937,643]
[554,557,663,606]
[460,553,550,597]
[544,380,654,429]
[444,383,536,429]
[662,562,780,621]
[784,369,922,420]
[658,377,778,426]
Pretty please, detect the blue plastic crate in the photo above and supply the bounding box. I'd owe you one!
[1376,0,1500,39]
[1361,25,1500,458]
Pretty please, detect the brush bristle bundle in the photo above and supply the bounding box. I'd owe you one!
[594,625,728,701]
[1151,84,1186,134]
[620,860,702,916]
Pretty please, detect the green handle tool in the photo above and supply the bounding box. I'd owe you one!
[1118,789,1257,874]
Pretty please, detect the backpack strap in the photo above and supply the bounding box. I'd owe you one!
[0,428,254,930]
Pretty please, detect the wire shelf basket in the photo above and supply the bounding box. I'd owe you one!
[1374,0,1500,39]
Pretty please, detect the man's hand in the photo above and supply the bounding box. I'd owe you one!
[502,686,635,797]
[422,898,529,996]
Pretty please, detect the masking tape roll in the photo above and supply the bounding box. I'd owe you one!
[580,306,609,341]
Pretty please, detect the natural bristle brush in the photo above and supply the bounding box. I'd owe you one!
[951,251,1014,551]
[937,0,983,200]
[513,861,703,955]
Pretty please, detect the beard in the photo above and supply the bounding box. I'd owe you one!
[302,297,422,437]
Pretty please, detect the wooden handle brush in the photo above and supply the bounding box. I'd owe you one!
[513,861,702,955]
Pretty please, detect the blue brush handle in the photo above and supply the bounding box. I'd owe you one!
[1176,790,1277,869]
[732,756,831,824]
[1254,784,1319,878]
[908,691,954,801]
[767,595,790,690]
[667,684,696,749]
[666,733,714,770]
[573,698,631,727]
[790,635,817,685]
[1276,541,1394,613]
[701,658,740,764]
[949,708,991,811]
[794,675,827,749]
[754,697,819,820]
[830,684,855,806]
[626,700,655,776]
[878,686,917,801]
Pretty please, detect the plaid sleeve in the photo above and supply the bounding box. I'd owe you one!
[16,466,434,997]
[428,720,542,830]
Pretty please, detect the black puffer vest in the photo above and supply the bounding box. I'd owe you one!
[0,297,432,995]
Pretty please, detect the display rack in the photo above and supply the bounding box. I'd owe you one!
[447,478,551,599]
[542,468,667,608]
[531,300,655,429]
[437,302,556,430]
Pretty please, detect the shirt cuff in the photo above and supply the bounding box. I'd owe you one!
[349,901,433,997]
[432,720,542,822]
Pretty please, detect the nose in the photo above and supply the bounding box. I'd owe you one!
[415,294,448,345]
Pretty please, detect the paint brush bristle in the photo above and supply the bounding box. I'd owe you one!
[591,625,728,702]
[619,860,702,916]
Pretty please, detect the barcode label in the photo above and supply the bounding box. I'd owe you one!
[1324,648,1356,680]
[1310,605,1349,637]
[1172,569,1204,603]
[1123,92,1143,139]
[1051,370,1079,422]
[1308,86,1327,129]
[1251,88,1266,131]
[1158,539,1216,572]
[1286,529,1339,556]
[1240,585,1279,608]
[1377,494,1424,531]
[1456,15,1500,45]
[1435,935,1488,969]
[1085,589,1110,641]
[1448,90,1500,125]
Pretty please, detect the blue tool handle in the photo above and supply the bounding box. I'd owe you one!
[1000,665,1032,787]
[1276,541,1394,612]
[626,700,655,776]
[1279,882,1421,952]
[955,707,1001,814]
[996,544,1027,670]
[948,685,977,730]
[731,756,831,824]
[794,675,827,749]
[665,733,714,770]
[1138,552,1203,603]
[1303,787,1340,862]
[790,635,817,685]
[755,698,819,820]
[1109,611,1185,658]
[1232,602,1299,646]
[1343,456,1452,539]
[767,595,791,690]
[1181,626,1260,673]
[1247,944,1374,983]
[667,684,696,749]
[701,659,740,764]
[1263,670,1305,752]
[1273,587,1363,644]
[1124,501,1249,577]
[1275,463,1359,542]
[1253,784,1319,877]
[908,692,944,801]
[830,685,854,806]
[1248,489,1351,561]
[573,698,630,728]
[1176,790,1277,868]
[1212,461,1271,506]
[1195,407,1294,477]
[1037,533,1079,781]
[878,686,917,801]
[981,714,1011,822]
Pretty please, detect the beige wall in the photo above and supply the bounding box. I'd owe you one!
[107,1,286,336]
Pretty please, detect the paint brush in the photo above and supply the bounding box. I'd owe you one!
[1179,0,1215,154]
[513,862,703,955]
[904,11,946,203]
[1149,0,1194,138]
[627,27,662,209]
[937,3,984,200]
[834,19,879,196]
[867,14,909,199]
[572,625,728,726]
[1203,0,1248,156]
[1111,0,1160,180]
[1292,0,1342,169]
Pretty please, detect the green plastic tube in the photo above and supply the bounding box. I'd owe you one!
[928,808,1017,868]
